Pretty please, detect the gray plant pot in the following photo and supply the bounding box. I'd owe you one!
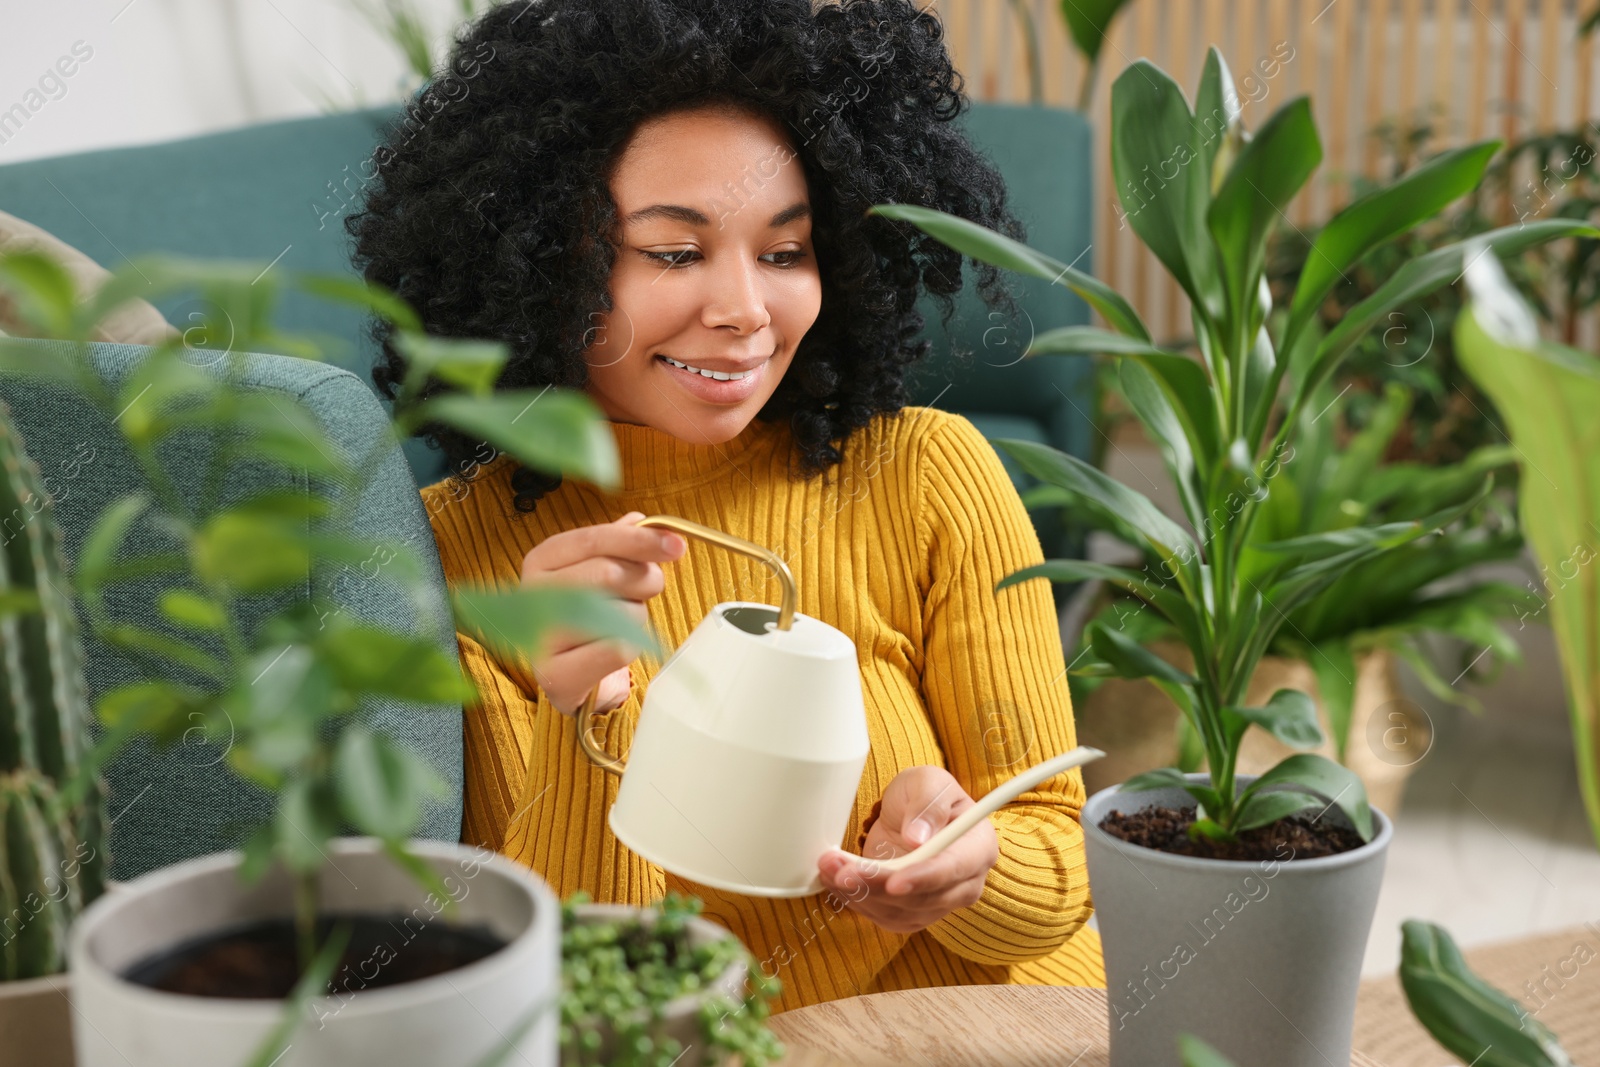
[1083,775,1392,1067]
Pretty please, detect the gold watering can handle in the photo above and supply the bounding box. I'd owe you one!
[577,515,797,777]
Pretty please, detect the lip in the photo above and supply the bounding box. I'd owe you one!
[655,354,769,404]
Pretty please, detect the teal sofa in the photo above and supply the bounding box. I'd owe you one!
[0,101,1096,879]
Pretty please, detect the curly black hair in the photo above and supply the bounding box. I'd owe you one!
[346,0,1026,512]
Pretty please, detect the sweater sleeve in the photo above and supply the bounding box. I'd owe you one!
[913,414,1094,966]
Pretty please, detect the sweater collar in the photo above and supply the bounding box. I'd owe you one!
[608,415,784,495]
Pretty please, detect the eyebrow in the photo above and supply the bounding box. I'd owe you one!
[622,201,812,227]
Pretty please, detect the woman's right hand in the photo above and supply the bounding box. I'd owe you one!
[517,511,687,715]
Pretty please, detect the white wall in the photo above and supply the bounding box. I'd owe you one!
[0,0,475,164]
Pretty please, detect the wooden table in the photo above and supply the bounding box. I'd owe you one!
[770,986,1389,1066]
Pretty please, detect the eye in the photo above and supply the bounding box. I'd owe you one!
[642,249,700,267]
[762,249,808,268]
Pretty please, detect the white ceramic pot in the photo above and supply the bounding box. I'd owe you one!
[1083,776,1392,1067]
[69,838,560,1067]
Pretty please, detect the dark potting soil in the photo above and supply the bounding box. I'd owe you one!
[123,914,507,999]
[1098,805,1365,860]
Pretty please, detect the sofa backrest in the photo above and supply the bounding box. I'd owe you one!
[0,338,462,880]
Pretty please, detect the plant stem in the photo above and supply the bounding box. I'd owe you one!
[295,871,319,977]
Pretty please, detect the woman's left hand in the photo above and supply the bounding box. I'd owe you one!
[816,766,1000,935]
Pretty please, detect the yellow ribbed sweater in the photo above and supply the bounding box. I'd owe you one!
[420,404,1104,1012]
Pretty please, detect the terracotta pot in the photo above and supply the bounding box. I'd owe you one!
[563,903,748,1067]
[0,973,73,1067]
[1076,645,1429,816]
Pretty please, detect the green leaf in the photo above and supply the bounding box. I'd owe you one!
[1110,60,1222,318]
[866,203,1150,339]
[0,250,78,337]
[1241,753,1372,840]
[1226,688,1323,749]
[319,624,475,704]
[195,514,310,593]
[1058,0,1135,68]
[1292,218,1600,416]
[76,493,152,598]
[993,438,1199,576]
[1281,140,1500,370]
[157,589,227,631]
[1118,767,1191,793]
[392,331,506,396]
[1089,622,1196,685]
[1456,253,1600,849]
[996,558,1200,648]
[98,624,225,682]
[334,726,432,841]
[1306,640,1356,761]
[295,273,422,333]
[1207,96,1321,345]
[451,584,657,666]
[1028,328,1216,460]
[420,391,619,489]
[272,778,339,874]
[1194,48,1243,188]
[1399,920,1574,1067]
[1234,789,1324,832]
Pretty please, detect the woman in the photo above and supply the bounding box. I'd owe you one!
[348,0,1103,1011]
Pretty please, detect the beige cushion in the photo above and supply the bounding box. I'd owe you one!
[0,209,177,345]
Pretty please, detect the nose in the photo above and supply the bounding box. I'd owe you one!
[701,252,772,336]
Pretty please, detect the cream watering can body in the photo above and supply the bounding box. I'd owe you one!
[575,515,1106,899]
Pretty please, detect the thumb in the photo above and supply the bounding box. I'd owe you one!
[880,767,955,845]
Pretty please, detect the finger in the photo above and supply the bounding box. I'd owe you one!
[538,555,664,602]
[525,513,686,575]
[880,834,992,897]
[542,639,638,707]
[879,768,963,840]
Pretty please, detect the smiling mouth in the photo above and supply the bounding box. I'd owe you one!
[655,355,760,380]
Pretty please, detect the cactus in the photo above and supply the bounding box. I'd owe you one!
[0,396,106,981]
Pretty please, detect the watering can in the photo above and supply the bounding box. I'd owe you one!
[575,515,1105,898]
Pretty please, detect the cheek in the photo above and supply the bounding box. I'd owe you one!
[776,267,823,345]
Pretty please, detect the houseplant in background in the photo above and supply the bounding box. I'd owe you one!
[873,44,1596,1065]
[1066,375,1537,813]
[1454,248,1600,852]
[0,248,656,1067]
[0,400,107,1067]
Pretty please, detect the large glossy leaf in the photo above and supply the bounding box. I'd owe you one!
[1207,96,1320,347]
[1456,253,1600,849]
[1089,620,1197,685]
[1224,688,1323,750]
[1399,921,1575,1067]
[1119,360,1207,534]
[1031,325,1220,462]
[1058,0,1135,68]
[1234,788,1325,833]
[1193,48,1243,187]
[1110,61,1222,318]
[995,438,1199,577]
[1280,140,1500,368]
[867,204,1150,339]
[1291,219,1600,417]
[1241,752,1372,840]
[421,390,619,489]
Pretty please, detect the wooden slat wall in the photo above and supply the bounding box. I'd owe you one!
[926,0,1600,351]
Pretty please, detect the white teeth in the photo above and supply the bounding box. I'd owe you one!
[660,355,751,381]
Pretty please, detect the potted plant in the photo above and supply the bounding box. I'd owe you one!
[0,249,656,1066]
[559,892,783,1067]
[1066,374,1537,814]
[0,398,107,1067]
[872,46,1596,1065]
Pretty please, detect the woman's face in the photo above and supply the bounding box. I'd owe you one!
[583,105,822,442]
